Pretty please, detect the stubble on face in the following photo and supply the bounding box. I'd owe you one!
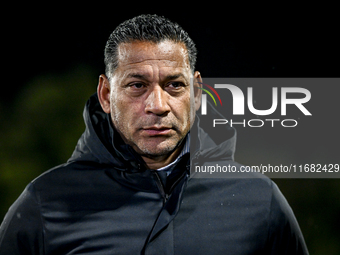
[106,40,198,168]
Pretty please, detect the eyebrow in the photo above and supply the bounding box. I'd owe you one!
[126,73,147,79]
[126,73,186,81]
[165,73,185,80]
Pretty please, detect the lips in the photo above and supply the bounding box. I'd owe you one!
[142,126,173,136]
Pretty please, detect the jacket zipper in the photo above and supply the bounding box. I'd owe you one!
[153,166,189,204]
[152,171,169,203]
[167,170,188,195]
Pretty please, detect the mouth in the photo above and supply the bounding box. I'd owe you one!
[142,126,173,136]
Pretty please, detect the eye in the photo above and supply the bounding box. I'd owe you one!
[168,82,184,89]
[165,81,187,96]
[131,83,144,89]
[124,82,147,97]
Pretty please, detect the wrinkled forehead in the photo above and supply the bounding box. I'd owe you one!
[116,40,191,75]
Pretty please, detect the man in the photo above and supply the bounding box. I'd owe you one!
[0,14,308,254]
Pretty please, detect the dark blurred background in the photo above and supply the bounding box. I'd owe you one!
[1,5,339,254]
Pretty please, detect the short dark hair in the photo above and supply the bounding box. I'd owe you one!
[104,14,197,77]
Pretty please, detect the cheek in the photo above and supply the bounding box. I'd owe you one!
[173,97,191,126]
[110,95,127,127]
[110,94,141,129]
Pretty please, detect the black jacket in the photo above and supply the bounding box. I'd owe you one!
[0,94,309,255]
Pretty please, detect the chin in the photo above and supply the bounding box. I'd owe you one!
[136,139,180,158]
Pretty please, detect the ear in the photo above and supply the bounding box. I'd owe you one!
[97,74,111,113]
[193,71,202,111]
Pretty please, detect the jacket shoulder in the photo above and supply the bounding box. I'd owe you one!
[0,182,44,254]
[265,181,309,254]
[31,161,104,190]
[188,161,309,254]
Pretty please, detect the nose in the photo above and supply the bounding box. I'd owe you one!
[144,85,171,116]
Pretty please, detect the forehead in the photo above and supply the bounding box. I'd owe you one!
[116,40,190,76]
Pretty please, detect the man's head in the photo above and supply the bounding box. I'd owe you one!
[98,14,202,168]
[103,14,197,78]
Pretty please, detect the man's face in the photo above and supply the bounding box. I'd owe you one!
[98,40,201,160]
